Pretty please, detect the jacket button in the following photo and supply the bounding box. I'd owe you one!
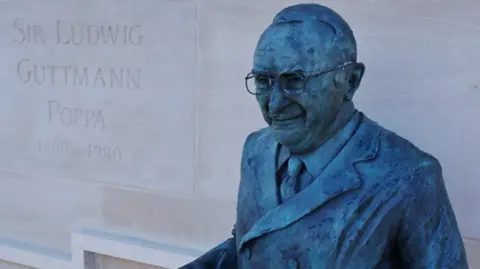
[244,247,252,260]
[286,258,299,269]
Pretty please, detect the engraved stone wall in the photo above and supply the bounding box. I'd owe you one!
[0,0,479,268]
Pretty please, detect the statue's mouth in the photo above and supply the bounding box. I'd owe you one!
[271,112,304,122]
[273,115,301,121]
[268,105,306,124]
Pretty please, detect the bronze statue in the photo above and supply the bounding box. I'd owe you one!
[180,3,468,268]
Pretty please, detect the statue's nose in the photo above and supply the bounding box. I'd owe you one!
[268,83,289,116]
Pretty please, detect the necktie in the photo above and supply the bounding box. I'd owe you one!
[280,156,304,202]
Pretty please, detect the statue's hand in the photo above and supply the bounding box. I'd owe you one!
[178,238,237,269]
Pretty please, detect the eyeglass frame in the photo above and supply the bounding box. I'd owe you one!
[244,61,356,96]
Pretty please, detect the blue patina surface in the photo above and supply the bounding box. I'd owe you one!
[180,3,468,269]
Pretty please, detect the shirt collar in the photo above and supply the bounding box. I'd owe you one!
[277,109,362,177]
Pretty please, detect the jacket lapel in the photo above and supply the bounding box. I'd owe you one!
[246,134,280,211]
[239,116,381,251]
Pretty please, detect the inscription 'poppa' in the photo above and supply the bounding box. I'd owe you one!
[48,100,105,130]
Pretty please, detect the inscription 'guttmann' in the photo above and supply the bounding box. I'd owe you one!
[17,58,140,89]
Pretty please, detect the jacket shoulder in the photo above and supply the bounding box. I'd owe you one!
[362,116,442,179]
[242,127,272,159]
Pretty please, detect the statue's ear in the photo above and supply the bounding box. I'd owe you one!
[345,62,365,101]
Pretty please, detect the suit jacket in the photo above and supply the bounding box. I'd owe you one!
[180,113,468,269]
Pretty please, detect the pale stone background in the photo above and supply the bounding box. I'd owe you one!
[0,0,479,268]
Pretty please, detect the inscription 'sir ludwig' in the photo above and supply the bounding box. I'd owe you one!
[48,100,105,130]
[13,19,143,46]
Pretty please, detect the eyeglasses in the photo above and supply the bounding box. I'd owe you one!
[244,62,355,96]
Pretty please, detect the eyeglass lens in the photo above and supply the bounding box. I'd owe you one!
[246,73,306,95]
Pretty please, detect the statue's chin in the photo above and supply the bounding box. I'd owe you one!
[272,129,311,154]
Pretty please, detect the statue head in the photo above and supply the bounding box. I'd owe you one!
[245,3,365,153]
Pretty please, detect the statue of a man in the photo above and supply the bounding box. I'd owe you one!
[180,3,468,269]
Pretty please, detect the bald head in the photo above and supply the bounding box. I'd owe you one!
[265,3,357,64]
[254,21,341,74]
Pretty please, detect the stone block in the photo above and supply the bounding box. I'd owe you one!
[101,186,236,248]
[0,0,197,195]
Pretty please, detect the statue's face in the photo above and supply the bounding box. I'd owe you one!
[253,22,348,153]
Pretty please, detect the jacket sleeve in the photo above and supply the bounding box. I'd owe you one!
[178,225,238,269]
[396,159,469,268]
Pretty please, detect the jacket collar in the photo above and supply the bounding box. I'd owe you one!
[277,110,362,178]
[238,113,381,251]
